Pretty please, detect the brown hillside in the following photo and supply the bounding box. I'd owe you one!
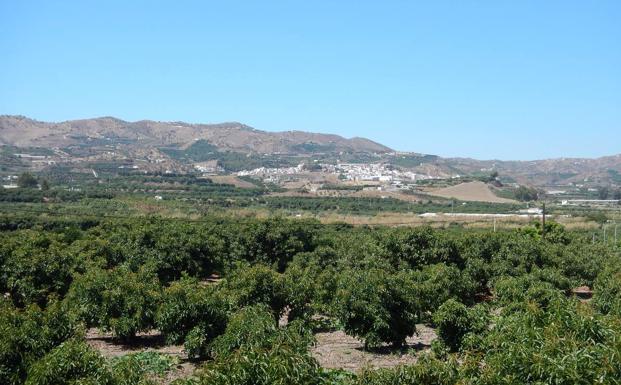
[0,115,392,154]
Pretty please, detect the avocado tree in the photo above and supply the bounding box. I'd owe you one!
[432,299,488,352]
[66,266,161,340]
[156,276,229,359]
[0,299,79,385]
[222,264,289,319]
[333,268,418,348]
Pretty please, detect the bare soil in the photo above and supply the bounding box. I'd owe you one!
[206,175,257,188]
[85,329,197,384]
[311,324,437,372]
[426,181,516,203]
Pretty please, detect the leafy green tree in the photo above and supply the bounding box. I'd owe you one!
[593,265,621,316]
[17,172,38,189]
[412,263,475,314]
[432,299,488,352]
[105,221,225,282]
[281,254,327,321]
[156,276,229,359]
[209,304,278,358]
[521,221,570,244]
[40,179,50,191]
[514,185,539,201]
[24,338,154,385]
[474,299,621,384]
[66,266,161,340]
[493,274,566,312]
[25,339,115,385]
[181,315,319,385]
[226,218,317,272]
[0,299,79,385]
[486,234,550,280]
[0,230,78,306]
[353,355,459,385]
[598,186,610,200]
[223,264,288,319]
[382,227,463,269]
[333,268,418,348]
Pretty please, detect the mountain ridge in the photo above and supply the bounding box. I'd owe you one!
[0,115,391,154]
[1,115,620,185]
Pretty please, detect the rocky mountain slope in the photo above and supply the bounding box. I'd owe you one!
[436,155,621,185]
[0,115,391,154]
[1,115,619,185]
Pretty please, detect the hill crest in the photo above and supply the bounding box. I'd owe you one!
[0,115,392,154]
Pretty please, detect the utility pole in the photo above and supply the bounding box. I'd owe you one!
[541,202,546,239]
[604,225,607,243]
[493,217,497,232]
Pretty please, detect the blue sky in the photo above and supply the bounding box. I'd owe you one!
[1,1,619,160]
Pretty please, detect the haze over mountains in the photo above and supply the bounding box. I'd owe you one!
[1,115,620,186]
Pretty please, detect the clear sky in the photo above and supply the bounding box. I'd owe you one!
[1,1,619,160]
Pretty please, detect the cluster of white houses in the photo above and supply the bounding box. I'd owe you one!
[236,162,435,184]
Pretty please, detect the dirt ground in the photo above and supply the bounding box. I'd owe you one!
[85,329,197,384]
[426,181,516,203]
[350,189,422,202]
[311,324,437,372]
[205,175,258,188]
[86,322,438,379]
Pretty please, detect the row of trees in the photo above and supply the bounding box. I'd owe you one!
[1,214,621,384]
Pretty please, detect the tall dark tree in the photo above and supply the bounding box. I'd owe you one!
[17,173,38,189]
[598,186,610,200]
